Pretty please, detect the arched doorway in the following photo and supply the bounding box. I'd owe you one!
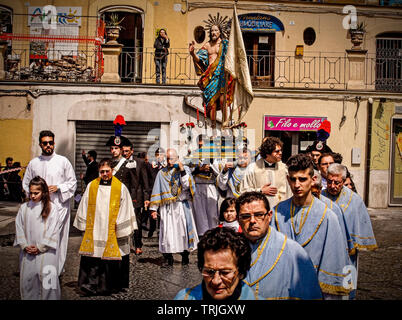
[376,32,402,92]
[99,6,144,83]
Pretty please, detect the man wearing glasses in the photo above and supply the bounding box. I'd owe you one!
[322,163,377,299]
[271,154,351,299]
[317,153,335,190]
[240,137,291,209]
[174,227,262,300]
[74,159,137,296]
[236,191,322,299]
[22,130,77,276]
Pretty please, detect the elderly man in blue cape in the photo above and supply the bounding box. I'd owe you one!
[271,154,351,299]
[322,163,377,298]
[150,148,199,266]
[236,191,322,300]
[189,24,234,129]
[217,148,252,199]
[175,227,264,300]
[311,170,354,256]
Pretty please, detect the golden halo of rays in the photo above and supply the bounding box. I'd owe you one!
[203,13,232,39]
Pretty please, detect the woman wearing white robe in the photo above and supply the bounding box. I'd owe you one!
[14,200,61,300]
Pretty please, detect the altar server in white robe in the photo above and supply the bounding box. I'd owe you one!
[14,176,62,300]
[22,130,77,275]
[150,148,199,266]
[73,158,137,296]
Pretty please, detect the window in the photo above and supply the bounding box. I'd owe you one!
[303,28,316,46]
[194,26,206,44]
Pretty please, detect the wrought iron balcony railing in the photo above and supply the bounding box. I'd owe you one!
[3,47,402,93]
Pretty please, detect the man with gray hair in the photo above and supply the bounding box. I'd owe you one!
[311,170,353,256]
[322,163,377,298]
[149,148,199,266]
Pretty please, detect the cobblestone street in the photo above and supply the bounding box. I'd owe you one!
[0,202,401,300]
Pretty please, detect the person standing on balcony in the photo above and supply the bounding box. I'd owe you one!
[154,28,170,85]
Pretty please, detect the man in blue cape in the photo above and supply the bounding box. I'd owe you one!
[150,148,199,266]
[271,154,351,299]
[322,163,377,298]
[236,191,322,300]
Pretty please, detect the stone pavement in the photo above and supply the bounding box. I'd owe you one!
[0,200,401,300]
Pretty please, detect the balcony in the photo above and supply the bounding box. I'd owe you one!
[2,46,401,93]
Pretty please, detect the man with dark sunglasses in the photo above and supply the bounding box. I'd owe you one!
[22,130,77,277]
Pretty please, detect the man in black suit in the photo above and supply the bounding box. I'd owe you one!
[105,134,138,289]
[143,148,166,238]
[121,141,150,256]
[80,150,99,188]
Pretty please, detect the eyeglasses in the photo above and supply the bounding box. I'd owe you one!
[238,212,268,221]
[41,141,54,146]
[100,170,111,174]
[327,179,343,186]
[201,267,237,282]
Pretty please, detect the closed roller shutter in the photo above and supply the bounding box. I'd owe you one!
[75,120,161,194]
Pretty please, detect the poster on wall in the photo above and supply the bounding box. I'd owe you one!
[28,6,82,60]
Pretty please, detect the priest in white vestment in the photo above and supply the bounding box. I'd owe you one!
[240,137,291,209]
[73,159,137,296]
[22,130,77,275]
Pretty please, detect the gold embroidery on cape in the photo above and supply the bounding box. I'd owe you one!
[245,234,287,287]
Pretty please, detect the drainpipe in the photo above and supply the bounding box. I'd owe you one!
[364,98,373,207]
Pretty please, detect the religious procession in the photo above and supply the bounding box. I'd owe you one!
[0,0,401,305]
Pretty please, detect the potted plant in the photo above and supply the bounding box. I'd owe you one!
[349,22,366,50]
[105,13,125,43]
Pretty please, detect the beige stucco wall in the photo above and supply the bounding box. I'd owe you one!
[242,92,369,195]
[0,93,32,168]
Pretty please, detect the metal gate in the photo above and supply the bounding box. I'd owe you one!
[376,36,402,92]
[75,120,161,194]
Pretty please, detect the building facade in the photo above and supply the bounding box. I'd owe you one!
[0,0,401,207]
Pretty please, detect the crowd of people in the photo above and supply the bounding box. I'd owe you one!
[12,127,377,301]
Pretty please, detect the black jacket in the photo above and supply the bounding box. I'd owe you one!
[154,36,170,58]
[82,154,99,186]
[113,157,150,208]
